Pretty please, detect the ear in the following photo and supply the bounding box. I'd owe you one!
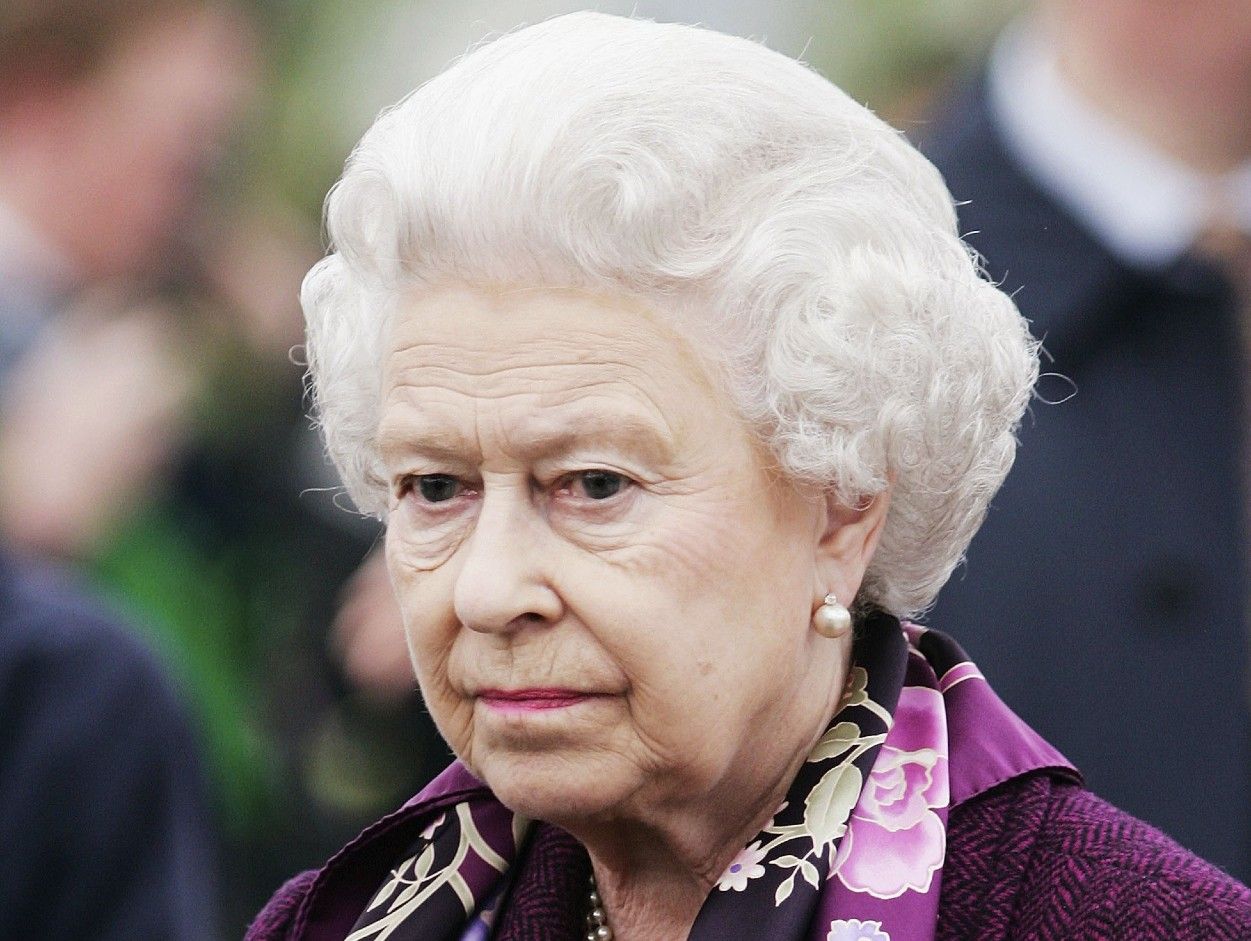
[813,486,892,607]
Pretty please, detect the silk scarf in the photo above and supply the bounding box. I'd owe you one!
[344,613,1077,941]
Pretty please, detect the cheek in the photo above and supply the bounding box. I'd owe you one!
[385,513,472,686]
[635,484,814,627]
[565,525,809,772]
[386,534,467,726]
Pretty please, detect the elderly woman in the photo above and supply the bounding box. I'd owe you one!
[248,13,1251,941]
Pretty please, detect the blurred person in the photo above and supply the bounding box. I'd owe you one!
[0,543,220,940]
[0,0,255,350]
[918,0,1251,878]
[0,3,448,920]
[0,1,255,937]
[0,0,256,552]
[250,15,1251,939]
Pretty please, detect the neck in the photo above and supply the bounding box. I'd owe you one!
[587,849,704,941]
[1047,17,1251,175]
[566,712,833,941]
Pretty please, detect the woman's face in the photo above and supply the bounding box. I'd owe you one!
[380,285,878,827]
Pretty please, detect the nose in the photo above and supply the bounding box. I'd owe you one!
[452,486,564,633]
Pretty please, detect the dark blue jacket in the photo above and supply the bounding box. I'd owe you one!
[0,549,221,939]
[917,76,1251,880]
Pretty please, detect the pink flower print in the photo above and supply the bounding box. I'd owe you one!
[716,840,767,892]
[833,686,950,899]
[826,919,890,941]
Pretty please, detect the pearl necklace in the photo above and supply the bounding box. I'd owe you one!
[585,872,614,940]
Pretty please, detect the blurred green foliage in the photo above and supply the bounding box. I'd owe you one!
[241,0,1022,227]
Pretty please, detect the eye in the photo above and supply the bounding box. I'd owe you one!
[572,470,629,500]
[413,474,461,503]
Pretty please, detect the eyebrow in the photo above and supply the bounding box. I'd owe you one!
[376,411,676,467]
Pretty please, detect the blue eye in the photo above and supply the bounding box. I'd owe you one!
[416,474,460,503]
[577,470,626,500]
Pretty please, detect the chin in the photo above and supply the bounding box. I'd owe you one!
[474,749,634,826]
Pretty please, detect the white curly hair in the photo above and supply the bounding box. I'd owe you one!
[302,11,1039,618]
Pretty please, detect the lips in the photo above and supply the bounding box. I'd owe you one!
[477,688,600,710]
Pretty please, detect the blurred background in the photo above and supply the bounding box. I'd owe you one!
[14,0,1251,937]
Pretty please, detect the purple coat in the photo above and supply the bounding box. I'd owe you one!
[246,767,1251,940]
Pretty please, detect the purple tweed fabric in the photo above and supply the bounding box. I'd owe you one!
[492,825,588,941]
[247,773,1251,939]
[246,871,316,941]
[937,776,1251,940]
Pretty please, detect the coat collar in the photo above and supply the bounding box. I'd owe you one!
[915,73,1164,365]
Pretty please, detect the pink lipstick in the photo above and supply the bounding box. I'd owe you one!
[478,688,595,711]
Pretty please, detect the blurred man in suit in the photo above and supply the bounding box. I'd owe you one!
[919,0,1251,879]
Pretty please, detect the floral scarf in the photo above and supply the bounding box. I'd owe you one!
[344,613,1077,941]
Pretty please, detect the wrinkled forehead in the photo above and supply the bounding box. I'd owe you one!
[377,283,735,461]
[386,283,721,378]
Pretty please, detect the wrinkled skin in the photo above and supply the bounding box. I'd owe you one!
[379,284,888,939]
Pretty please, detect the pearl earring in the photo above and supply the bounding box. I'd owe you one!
[813,592,852,638]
